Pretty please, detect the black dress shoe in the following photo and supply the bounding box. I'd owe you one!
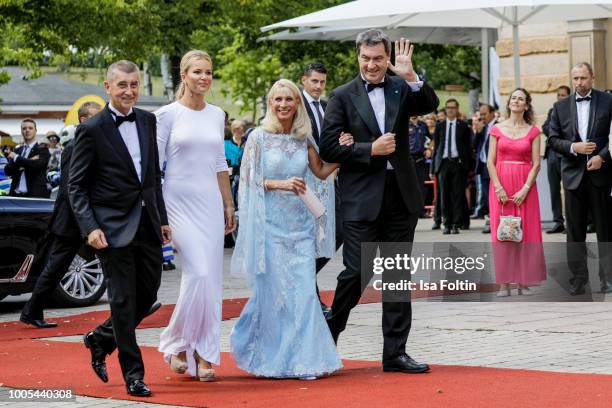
[451,227,460,234]
[126,380,151,397]
[443,227,451,235]
[569,281,587,296]
[20,315,58,328]
[482,226,491,234]
[383,354,430,374]
[546,224,565,234]
[600,281,612,294]
[145,301,162,317]
[431,222,441,230]
[83,332,108,383]
[470,214,484,219]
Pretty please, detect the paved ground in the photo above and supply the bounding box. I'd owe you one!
[1,218,610,407]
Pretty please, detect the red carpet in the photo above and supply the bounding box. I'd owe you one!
[1,339,610,407]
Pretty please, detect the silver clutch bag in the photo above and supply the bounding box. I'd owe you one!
[497,204,523,242]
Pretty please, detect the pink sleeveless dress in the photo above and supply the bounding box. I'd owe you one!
[489,125,546,285]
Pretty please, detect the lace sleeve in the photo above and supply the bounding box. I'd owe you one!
[230,128,266,284]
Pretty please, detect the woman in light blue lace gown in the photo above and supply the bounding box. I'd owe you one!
[230,79,352,379]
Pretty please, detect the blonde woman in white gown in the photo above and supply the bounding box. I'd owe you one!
[155,50,236,381]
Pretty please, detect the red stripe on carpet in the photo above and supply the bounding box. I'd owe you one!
[0,339,610,408]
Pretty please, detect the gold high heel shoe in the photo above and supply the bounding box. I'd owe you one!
[170,354,188,374]
[194,352,215,382]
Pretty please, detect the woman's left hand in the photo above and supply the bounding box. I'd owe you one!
[339,132,354,146]
[224,206,237,234]
[511,186,529,206]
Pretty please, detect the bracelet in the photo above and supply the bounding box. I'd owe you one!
[524,183,531,189]
[494,186,504,193]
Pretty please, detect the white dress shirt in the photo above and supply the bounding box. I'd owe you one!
[303,91,324,136]
[576,90,592,142]
[361,74,424,169]
[570,90,593,156]
[443,118,458,159]
[109,103,142,182]
[15,140,38,194]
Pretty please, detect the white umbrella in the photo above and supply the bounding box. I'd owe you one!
[262,0,612,87]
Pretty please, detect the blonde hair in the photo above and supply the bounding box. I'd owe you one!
[175,50,213,100]
[231,119,246,132]
[262,79,310,140]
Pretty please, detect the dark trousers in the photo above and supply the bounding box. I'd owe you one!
[22,234,81,320]
[564,172,611,284]
[438,159,466,228]
[315,180,344,301]
[546,152,564,225]
[413,157,428,216]
[328,171,417,361]
[91,214,162,383]
[433,176,442,224]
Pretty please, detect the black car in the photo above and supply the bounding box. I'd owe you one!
[0,196,106,306]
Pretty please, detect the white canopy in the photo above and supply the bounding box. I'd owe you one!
[262,0,612,87]
[262,26,487,46]
[262,1,612,31]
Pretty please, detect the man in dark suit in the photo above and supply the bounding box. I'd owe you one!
[432,99,471,234]
[548,62,612,296]
[69,60,171,397]
[320,30,438,374]
[542,85,571,234]
[4,118,50,198]
[301,62,343,316]
[473,104,497,233]
[20,102,102,329]
[301,62,328,145]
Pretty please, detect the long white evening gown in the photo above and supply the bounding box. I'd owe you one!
[155,101,228,375]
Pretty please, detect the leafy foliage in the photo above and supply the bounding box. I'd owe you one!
[0,0,481,113]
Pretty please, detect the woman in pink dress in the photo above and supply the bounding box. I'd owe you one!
[487,88,546,296]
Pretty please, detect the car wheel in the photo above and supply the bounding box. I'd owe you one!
[52,247,106,307]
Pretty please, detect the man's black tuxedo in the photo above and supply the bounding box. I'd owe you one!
[68,104,167,384]
[548,89,612,286]
[4,142,50,198]
[547,89,611,191]
[69,107,168,247]
[21,138,83,321]
[432,119,471,228]
[320,74,438,362]
[302,90,327,145]
[320,74,439,220]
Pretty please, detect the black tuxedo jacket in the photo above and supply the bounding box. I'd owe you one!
[473,121,497,178]
[4,142,50,198]
[48,139,80,239]
[68,105,168,247]
[432,119,471,174]
[547,89,612,190]
[319,74,439,220]
[302,90,327,145]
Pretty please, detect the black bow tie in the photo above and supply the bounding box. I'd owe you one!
[365,82,385,93]
[112,111,136,127]
[576,96,591,103]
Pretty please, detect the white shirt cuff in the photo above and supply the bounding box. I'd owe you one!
[570,143,577,156]
[405,74,423,91]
